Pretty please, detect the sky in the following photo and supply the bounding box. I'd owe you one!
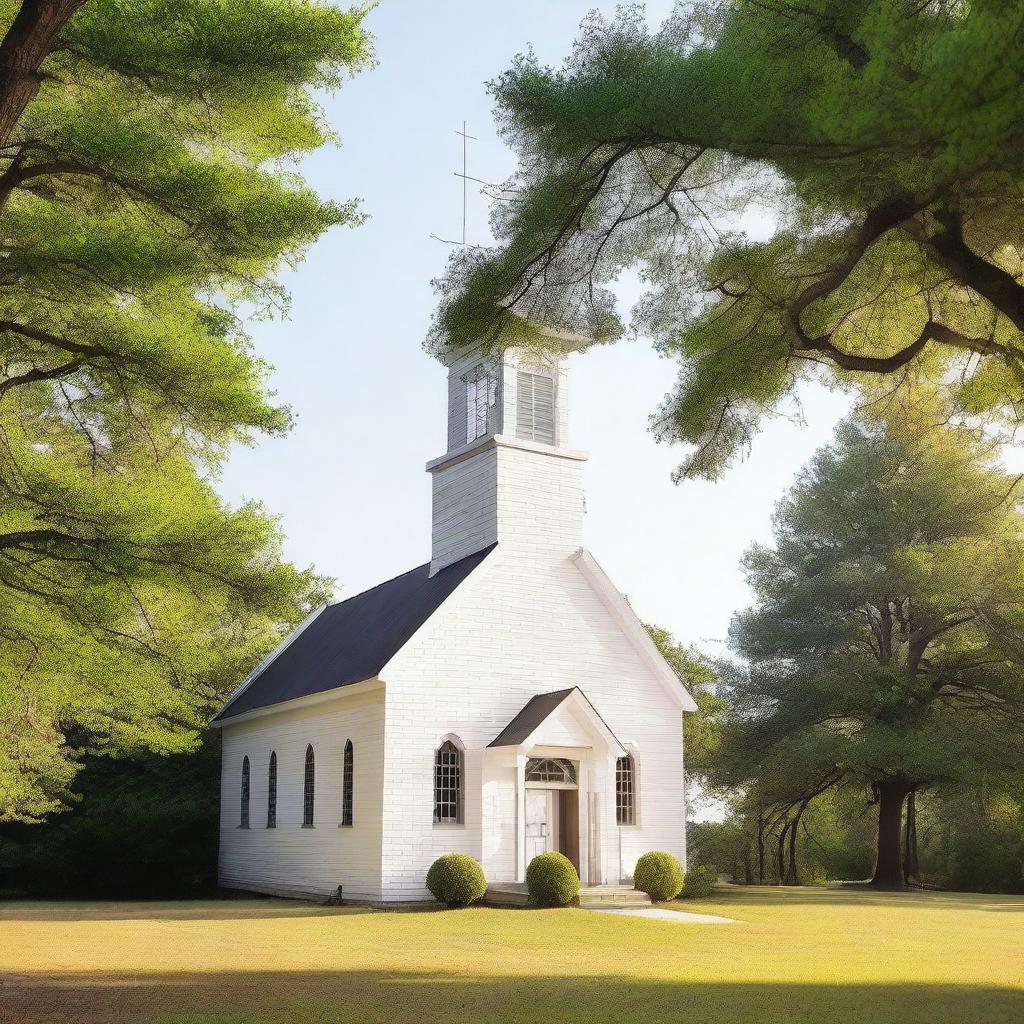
[218,0,856,657]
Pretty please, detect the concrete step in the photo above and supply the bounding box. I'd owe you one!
[484,884,651,908]
[578,894,651,907]
[485,886,530,906]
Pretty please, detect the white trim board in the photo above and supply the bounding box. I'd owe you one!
[571,549,698,712]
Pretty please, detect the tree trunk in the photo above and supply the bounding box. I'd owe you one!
[743,842,754,885]
[871,779,912,888]
[757,808,765,884]
[0,1,87,148]
[786,801,806,886]
[776,820,789,884]
[903,789,919,885]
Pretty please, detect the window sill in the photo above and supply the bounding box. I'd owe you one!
[433,822,466,829]
[237,824,250,830]
[266,824,276,830]
[337,823,354,829]
[301,824,315,829]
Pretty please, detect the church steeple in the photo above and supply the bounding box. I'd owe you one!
[427,344,587,575]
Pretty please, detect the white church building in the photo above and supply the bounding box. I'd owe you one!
[213,344,697,902]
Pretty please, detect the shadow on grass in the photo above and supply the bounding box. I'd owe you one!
[0,899,380,923]
[5,970,1023,1024]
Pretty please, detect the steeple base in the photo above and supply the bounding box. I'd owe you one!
[427,434,586,575]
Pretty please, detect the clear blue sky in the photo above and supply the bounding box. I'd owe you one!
[218,0,855,655]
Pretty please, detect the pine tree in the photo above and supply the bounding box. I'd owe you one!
[433,2,1024,479]
[717,404,1024,887]
[0,1,372,821]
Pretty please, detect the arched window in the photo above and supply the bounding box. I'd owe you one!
[266,751,277,828]
[302,745,315,827]
[433,740,463,824]
[616,753,635,826]
[525,757,577,786]
[240,756,250,829]
[341,740,354,827]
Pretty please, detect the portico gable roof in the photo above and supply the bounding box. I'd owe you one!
[488,687,626,755]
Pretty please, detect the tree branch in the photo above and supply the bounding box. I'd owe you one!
[0,318,111,359]
[0,354,84,398]
[781,196,922,348]
[911,208,1024,333]
[0,527,105,552]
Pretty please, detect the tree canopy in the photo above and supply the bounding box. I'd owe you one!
[710,403,1024,886]
[432,0,1024,478]
[646,622,721,788]
[0,1,372,821]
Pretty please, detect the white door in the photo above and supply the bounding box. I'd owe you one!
[525,790,551,862]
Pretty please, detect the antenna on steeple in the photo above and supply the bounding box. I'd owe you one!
[431,121,476,247]
[431,121,517,248]
[456,120,473,246]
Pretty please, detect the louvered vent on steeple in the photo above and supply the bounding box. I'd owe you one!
[515,370,556,445]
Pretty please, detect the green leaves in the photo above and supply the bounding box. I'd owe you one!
[0,1,371,821]
[716,403,1024,819]
[432,1,1024,479]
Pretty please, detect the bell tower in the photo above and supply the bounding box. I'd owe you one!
[427,345,587,575]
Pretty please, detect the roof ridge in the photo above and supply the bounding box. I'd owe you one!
[353,543,498,639]
[325,560,429,609]
[324,542,498,611]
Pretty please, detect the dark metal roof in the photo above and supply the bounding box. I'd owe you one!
[214,545,496,722]
[487,688,577,747]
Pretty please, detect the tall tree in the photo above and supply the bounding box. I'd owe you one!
[717,406,1024,887]
[646,623,721,784]
[432,1,1024,478]
[0,2,371,821]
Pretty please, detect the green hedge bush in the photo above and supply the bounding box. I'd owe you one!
[526,851,580,907]
[426,854,487,908]
[681,864,716,899]
[633,850,684,902]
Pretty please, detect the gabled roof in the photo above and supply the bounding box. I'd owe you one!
[488,688,576,747]
[212,545,495,724]
[488,686,626,755]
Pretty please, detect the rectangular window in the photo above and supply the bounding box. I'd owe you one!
[303,746,315,827]
[616,755,635,826]
[266,752,277,829]
[240,757,250,829]
[516,371,555,445]
[341,740,353,827]
[466,370,498,444]
[434,743,463,824]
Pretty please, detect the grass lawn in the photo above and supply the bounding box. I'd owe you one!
[2,886,1023,1023]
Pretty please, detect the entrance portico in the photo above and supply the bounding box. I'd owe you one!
[485,687,627,887]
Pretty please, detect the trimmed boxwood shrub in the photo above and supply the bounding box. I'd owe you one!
[526,851,580,907]
[426,853,487,908]
[633,850,684,902]
[681,864,716,899]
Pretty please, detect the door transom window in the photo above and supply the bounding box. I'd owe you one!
[525,757,577,786]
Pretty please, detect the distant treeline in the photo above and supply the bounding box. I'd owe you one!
[690,785,1024,894]
[0,739,221,899]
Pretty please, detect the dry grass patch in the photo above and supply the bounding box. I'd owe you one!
[2,886,1022,1023]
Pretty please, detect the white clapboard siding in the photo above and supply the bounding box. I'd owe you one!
[379,546,687,901]
[218,686,385,901]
